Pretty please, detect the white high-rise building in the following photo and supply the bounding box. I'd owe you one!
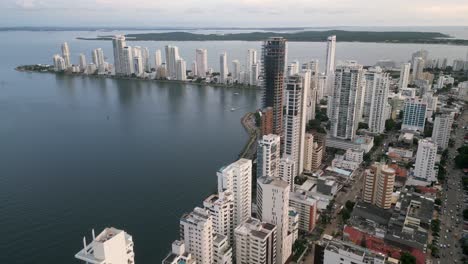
[317,72,327,100]
[53,54,66,71]
[220,52,228,83]
[278,157,296,189]
[363,68,390,133]
[180,207,213,264]
[217,159,252,228]
[203,191,234,244]
[176,59,187,81]
[402,97,427,132]
[122,46,134,76]
[191,61,198,77]
[412,56,425,81]
[79,53,87,71]
[325,35,336,77]
[162,240,196,264]
[133,55,144,77]
[257,177,291,264]
[112,35,127,75]
[250,63,260,86]
[414,138,437,182]
[75,227,135,264]
[154,49,162,69]
[257,134,281,179]
[61,42,71,68]
[287,61,300,76]
[432,114,453,150]
[246,49,257,69]
[213,234,233,264]
[399,63,411,89]
[283,72,309,176]
[92,48,105,72]
[141,47,150,72]
[330,61,364,140]
[232,60,241,82]
[234,217,277,264]
[196,48,208,77]
[165,45,180,79]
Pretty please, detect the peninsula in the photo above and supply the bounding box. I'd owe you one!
[78,30,468,45]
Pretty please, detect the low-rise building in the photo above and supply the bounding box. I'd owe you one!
[162,240,196,264]
[289,191,318,232]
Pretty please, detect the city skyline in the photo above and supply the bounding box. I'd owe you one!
[2,0,468,27]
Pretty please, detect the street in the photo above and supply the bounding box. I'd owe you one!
[433,108,468,264]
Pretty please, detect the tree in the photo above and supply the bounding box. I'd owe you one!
[320,99,327,105]
[434,198,442,206]
[464,209,468,220]
[400,252,416,264]
[374,135,384,146]
[345,200,355,211]
[398,110,404,120]
[424,120,433,137]
[385,119,396,131]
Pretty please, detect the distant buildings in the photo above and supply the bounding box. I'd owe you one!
[112,35,127,76]
[165,45,180,79]
[262,37,287,136]
[363,67,391,133]
[154,49,162,69]
[53,54,66,71]
[196,48,208,77]
[61,42,71,68]
[75,227,135,264]
[414,138,437,182]
[363,162,395,209]
[219,52,228,83]
[176,59,187,81]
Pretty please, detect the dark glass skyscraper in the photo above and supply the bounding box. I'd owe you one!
[262,37,287,136]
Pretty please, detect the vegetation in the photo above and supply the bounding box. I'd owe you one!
[315,108,329,122]
[78,30,468,45]
[434,198,442,206]
[374,134,384,147]
[307,119,326,133]
[455,146,468,169]
[340,200,356,222]
[292,238,308,262]
[385,119,396,131]
[424,120,433,138]
[400,252,417,264]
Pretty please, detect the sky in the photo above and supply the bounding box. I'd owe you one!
[1,0,468,27]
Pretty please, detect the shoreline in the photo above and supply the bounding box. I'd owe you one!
[15,66,263,90]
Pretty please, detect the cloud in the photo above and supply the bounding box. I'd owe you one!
[15,0,40,9]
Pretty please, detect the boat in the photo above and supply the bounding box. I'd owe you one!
[231,108,236,111]
[234,92,239,95]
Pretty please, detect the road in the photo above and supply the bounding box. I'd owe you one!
[434,108,467,264]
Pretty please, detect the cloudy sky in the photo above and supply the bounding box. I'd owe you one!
[1,0,468,27]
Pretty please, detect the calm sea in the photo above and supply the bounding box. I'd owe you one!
[0,28,467,264]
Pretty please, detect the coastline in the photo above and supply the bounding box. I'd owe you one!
[14,66,263,90]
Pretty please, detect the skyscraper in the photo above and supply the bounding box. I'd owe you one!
[399,63,411,89]
[154,49,162,69]
[141,47,150,72]
[79,53,87,72]
[283,72,309,176]
[257,177,292,264]
[412,57,425,81]
[257,134,281,179]
[363,67,390,133]
[53,54,65,71]
[363,162,395,209]
[250,63,260,86]
[217,159,252,228]
[112,35,127,75]
[432,114,453,150]
[329,61,365,140]
[61,42,71,68]
[232,60,241,82]
[262,37,287,136]
[325,35,337,98]
[219,52,228,83]
[180,207,213,264]
[92,48,105,72]
[165,45,180,79]
[191,61,198,76]
[176,59,187,81]
[122,46,134,76]
[246,49,257,69]
[196,48,208,77]
[414,138,437,182]
[75,227,135,264]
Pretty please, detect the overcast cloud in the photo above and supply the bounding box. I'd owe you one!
[1,0,468,27]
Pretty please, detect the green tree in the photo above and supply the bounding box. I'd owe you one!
[345,200,355,211]
[400,252,416,264]
[434,198,442,206]
[385,119,396,131]
[464,209,468,220]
